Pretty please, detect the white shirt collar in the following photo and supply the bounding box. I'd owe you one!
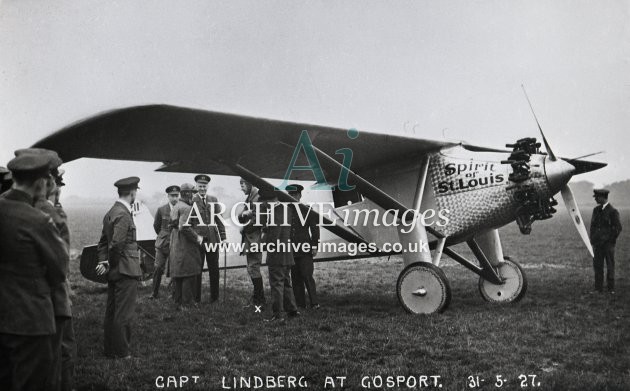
[117,199,133,213]
[602,202,609,209]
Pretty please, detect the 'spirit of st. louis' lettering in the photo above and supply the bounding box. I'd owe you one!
[437,173,505,194]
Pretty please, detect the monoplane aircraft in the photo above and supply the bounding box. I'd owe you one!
[34,103,605,314]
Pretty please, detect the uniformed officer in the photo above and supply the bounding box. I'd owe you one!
[95,177,143,358]
[238,178,266,308]
[15,148,76,391]
[191,174,226,303]
[50,169,76,391]
[259,188,300,322]
[169,183,203,308]
[590,189,622,294]
[150,185,180,299]
[287,184,321,309]
[0,153,69,390]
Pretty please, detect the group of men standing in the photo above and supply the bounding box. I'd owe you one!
[0,149,75,391]
[238,181,321,321]
[148,176,322,321]
[94,174,228,360]
[149,175,226,306]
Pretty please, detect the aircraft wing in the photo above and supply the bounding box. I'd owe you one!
[33,104,459,180]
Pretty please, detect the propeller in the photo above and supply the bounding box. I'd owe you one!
[522,85,557,161]
[521,85,597,257]
[561,186,594,257]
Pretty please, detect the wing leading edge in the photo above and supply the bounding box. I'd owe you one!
[33,104,457,180]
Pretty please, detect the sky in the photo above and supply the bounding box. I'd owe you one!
[0,0,628,201]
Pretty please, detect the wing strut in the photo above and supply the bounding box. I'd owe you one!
[223,161,371,246]
[306,145,445,239]
[303,145,441,265]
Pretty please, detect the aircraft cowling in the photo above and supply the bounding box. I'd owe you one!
[427,146,554,241]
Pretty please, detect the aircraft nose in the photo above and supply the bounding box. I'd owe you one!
[544,157,575,194]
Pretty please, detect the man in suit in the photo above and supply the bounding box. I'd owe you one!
[238,178,266,308]
[259,188,300,322]
[287,184,321,309]
[0,153,69,390]
[590,188,622,294]
[169,183,203,308]
[191,174,226,303]
[95,177,143,358]
[15,148,75,391]
[150,185,180,299]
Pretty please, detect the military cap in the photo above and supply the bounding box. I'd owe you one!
[286,183,304,193]
[593,189,610,197]
[166,185,181,194]
[180,183,195,192]
[14,148,63,170]
[7,154,52,179]
[114,176,140,191]
[258,187,279,200]
[194,174,211,184]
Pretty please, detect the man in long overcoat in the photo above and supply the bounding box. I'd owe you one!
[151,185,180,299]
[169,183,203,308]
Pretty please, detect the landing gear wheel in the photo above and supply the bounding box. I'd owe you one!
[397,262,451,314]
[478,256,527,303]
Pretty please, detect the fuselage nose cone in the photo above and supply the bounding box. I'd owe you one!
[544,157,575,193]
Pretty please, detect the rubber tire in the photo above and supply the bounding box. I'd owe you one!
[397,262,451,314]
[478,256,527,303]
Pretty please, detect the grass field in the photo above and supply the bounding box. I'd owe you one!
[63,205,630,391]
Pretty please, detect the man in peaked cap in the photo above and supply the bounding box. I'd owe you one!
[95,177,143,358]
[0,153,69,390]
[19,148,76,391]
[191,174,226,303]
[590,188,622,294]
[150,185,180,299]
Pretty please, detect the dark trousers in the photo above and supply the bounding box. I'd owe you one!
[291,254,318,308]
[0,333,53,391]
[174,276,197,306]
[152,247,169,297]
[593,242,616,291]
[104,277,138,358]
[196,245,219,302]
[268,265,298,317]
[49,317,76,391]
[60,319,76,391]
